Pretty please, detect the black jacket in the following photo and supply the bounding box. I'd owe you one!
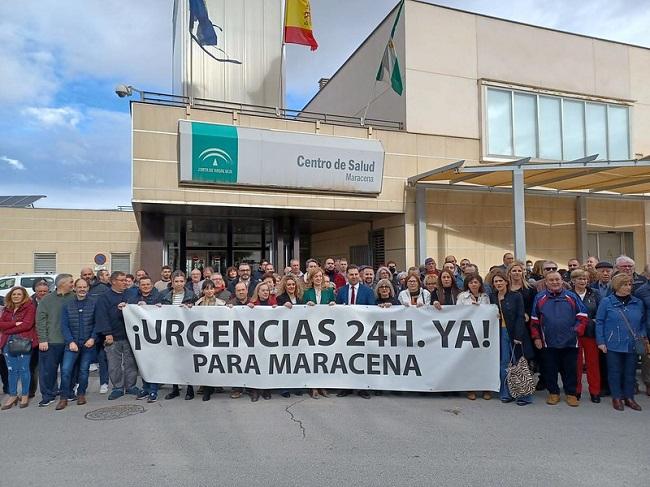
[490,290,533,359]
[160,289,196,305]
[575,286,600,338]
[276,293,304,306]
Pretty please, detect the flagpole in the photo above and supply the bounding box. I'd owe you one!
[279,0,286,110]
[361,78,378,126]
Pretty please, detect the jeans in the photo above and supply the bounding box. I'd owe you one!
[540,347,578,395]
[105,339,138,390]
[607,351,637,400]
[2,344,31,396]
[39,343,65,401]
[500,327,533,403]
[60,345,95,399]
[641,353,650,387]
[142,381,159,394]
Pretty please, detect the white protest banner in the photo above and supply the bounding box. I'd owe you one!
[124,304,500,392]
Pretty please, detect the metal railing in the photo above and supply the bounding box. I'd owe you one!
[139,91,404,131]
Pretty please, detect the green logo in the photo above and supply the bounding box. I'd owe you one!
[191,122,238,183]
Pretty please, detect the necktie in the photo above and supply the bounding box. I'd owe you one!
[350,285,356,305]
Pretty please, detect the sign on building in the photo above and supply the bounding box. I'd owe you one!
[179,120,385,194]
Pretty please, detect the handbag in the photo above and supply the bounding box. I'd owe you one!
[7,336,33,356]
[616,309,649,356]
[506,344,537,399]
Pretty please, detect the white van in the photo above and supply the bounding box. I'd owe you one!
[0,273,59,304]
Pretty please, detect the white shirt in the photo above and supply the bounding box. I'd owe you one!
[348,283,359,305]
[457,291,490,305]
[398,289,431,306]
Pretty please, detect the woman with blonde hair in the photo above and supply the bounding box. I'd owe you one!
[303,267,336,306]
[276,275,304,308]
[0,287,37,409]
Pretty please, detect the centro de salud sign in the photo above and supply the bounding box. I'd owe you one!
[179,120,385,194]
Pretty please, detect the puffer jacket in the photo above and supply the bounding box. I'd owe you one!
[596,294,647,353]
[61,297,97,345]
[575,287,601,338]
[0,300,38,349]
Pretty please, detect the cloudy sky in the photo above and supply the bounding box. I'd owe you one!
[1,0,649,209]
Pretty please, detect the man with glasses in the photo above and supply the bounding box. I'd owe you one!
[227,263,256,297]
[210,273,232,301]
[615,255,647,292]
[535,261,570,292]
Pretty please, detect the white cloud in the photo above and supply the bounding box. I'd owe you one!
[68,173,105,185]
[22,107,83,128]
[0,155,26,171]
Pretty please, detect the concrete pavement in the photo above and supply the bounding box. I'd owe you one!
[1,374,648,486]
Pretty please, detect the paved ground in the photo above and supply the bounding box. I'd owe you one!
[1,372,648,487]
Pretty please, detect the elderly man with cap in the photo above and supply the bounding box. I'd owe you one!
[591,261,613,298]
[421,257,439,283]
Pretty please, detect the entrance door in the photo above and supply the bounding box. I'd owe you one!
[186,249,228,275]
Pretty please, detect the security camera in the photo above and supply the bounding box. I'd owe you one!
[115,84,133,98]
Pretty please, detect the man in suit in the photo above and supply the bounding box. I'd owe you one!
[336,265,376,399]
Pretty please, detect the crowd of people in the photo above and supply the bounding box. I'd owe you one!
[0,252,648,412]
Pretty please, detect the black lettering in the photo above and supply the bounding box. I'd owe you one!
[212,320,229,347]
[367,321,388,347]
[244,355,260,374]
[269,354,290,374]
[383,354,400,375]
[142,319,162,344]
[403,355,422,376]
[193,354,207,373]
[317,319,336,346]
[433,320,455,348]
[292,320,315,346]
[347,320,365,346]
[187,320,209,347]
[227,354,242,373]
[330,353,348,373]
[390,320,413,346]
[293,353,311,374]
[166,319,184,346]
[349,353,364,374]
[282,319,290,347]
[208,354,225,373]
[259,320,279,347]
[313,353,329,373]
[234,320,255,347]
[367,354,381,375]
[455,320,480,348]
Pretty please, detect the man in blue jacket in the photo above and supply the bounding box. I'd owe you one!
[336,265,375,399]
[56,278,97,410]
[531,272,588,407]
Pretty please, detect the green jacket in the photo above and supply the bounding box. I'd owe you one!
[36,291,74,344]
[302,287,336,305]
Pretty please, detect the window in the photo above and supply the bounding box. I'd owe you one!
[111,253,131,273]
[21,276,53,290]
[0,278,16,290]
[485,87,630,161]
[371,230,385,267]
[350,245,371,267]
[34,253,56,273]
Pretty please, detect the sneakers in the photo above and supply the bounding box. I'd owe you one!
[566,395,579,407]
[38,398,55,407]
[136,390,149,400]
[546,394,561,405]
[89,363,99,372]
[126,386,141,396]
[108,389,124,400]
[99,384,109,394]
[147,393,158,403]
[230,390,241,399]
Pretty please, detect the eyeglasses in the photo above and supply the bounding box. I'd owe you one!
[378,285,391,289]
[544,267,557,271]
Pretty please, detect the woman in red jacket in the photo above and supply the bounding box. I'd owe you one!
[0,286,37,409]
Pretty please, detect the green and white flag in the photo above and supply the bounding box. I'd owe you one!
[376,0,404,96]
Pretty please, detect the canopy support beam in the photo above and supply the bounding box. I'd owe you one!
[512,167,527,262]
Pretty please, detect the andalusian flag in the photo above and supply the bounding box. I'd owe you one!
[376,0,404,95]
[284,0,318,51]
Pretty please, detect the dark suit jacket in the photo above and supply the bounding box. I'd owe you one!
[335,283,376,305]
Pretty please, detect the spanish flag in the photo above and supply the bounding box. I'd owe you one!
[284,0,318,51]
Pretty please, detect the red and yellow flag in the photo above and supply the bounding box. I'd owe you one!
[284,0,318,51]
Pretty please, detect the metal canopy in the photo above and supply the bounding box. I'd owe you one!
[0,195,46,208]
[408,157,650,264]
[407,157,650,195]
